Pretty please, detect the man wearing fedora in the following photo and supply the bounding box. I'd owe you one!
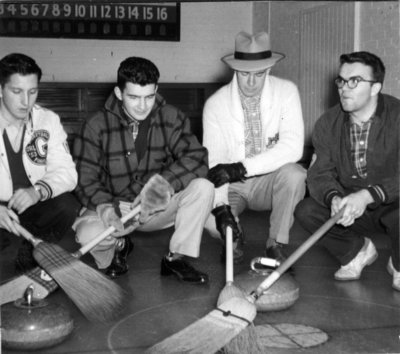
[203,31,306,263]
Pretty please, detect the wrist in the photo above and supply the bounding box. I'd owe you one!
[361,189,374,204]
[33,184,43,202]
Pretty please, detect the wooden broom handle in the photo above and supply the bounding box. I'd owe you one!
[74,205,141,257]
[253,208,345,298]
[225,226,234,283]
[14,223,42,247]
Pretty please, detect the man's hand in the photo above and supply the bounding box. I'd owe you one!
[7,187,40,214]
[208,163,247,188]
[96,203,124,233]
[0,205,20,235]
[212,204,242,243]
[331,190,373,227]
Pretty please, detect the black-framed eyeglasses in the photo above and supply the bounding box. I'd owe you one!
[334,76,377,89]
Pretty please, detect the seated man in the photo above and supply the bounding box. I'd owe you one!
[203,31,306,263]
[73,57,213,283]
[0,53,80,272]
[295,51,399,291]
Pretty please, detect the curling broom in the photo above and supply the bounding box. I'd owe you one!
[147,225,257,354]
[249,208,345,302]
[14,205,141,322]
[217,226,245,305]
[148,209,345,353]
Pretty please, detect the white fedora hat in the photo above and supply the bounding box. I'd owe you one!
[222,31,285,72]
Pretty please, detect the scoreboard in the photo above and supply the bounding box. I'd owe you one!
[0,2,180,41]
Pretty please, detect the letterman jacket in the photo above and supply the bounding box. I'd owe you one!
[0,104,78,202]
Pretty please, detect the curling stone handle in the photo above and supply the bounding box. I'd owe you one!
[251,257,280,272]
[74,205,141,257]
[253,208,345,299]
[13,223,42,247]
[24,284,34,306]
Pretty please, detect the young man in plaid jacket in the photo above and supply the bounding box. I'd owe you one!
[73,57,213,283]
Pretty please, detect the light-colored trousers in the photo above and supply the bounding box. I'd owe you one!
[207,163,306,245]
[73,178,215,269]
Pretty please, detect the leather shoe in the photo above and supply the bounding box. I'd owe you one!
[220,241,244,264]
[334,238,377,281]
[161,256,209,284]
[105,236,134,279]
[265,243,288,263]
[220,222,245,264]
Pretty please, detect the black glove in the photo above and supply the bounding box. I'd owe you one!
[212,204,242,243]
[208,162,247,188]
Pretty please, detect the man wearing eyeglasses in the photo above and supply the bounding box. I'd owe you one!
[203,32,306,265]
[295,51,399,291]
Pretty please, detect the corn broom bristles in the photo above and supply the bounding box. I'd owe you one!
[33,242,126,322]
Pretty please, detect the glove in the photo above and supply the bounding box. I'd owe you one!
[208,162,247,188]
[132,174,174,224]
[96,203,124,233]
[212,204,242,243]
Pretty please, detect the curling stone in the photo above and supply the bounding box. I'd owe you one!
[1,285,74,351]
[235,257,299,312]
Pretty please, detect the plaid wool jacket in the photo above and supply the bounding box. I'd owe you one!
[73,92,209,210]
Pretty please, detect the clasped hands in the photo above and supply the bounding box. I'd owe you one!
[331,189,373,227]
[207,162,247,188]
[97,174,174,236]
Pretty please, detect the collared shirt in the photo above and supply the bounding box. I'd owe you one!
[239,90,262,158]
[350,117,373,179]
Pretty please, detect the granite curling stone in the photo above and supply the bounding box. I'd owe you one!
[1,285,74,351]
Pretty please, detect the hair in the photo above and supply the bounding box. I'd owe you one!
[339,51,385,84]
[0,53,42,87]
[117,57,160,90]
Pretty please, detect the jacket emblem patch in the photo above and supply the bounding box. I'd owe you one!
[26,130,49,165]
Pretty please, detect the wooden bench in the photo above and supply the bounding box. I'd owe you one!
[37,82,223,147]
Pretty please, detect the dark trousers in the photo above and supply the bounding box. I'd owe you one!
[295,197,399,271]
[1,192,81,271]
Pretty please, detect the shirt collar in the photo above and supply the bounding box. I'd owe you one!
[238,89,261,106]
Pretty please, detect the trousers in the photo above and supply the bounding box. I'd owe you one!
[73,178,214,269]
[295,197,400,270]
[205,163,306,245]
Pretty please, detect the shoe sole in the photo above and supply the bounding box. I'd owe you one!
[161,262,208,284]
[334,252,378,281]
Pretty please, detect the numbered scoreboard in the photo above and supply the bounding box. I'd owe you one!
[0,2,180,41]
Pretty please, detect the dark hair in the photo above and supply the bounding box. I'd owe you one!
[117,57,160,90]
[339,51,385,84]
[0,53,42,87]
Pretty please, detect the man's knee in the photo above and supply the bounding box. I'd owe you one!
[295,197,326,229]
[73,213,112,247]
[295,198,314,220]
[277,163,306,188]
[51,193,81,222]
[186,178,215,201]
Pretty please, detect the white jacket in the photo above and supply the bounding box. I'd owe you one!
[0,104,77,202]
[203,74,304,205]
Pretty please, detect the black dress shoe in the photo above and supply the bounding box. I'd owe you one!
[105,236,134,279]
[265,243,294,273]
[265,243,288,263]
[220,242,244,264]
[220,222,245,264]
[160,256,209,284]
